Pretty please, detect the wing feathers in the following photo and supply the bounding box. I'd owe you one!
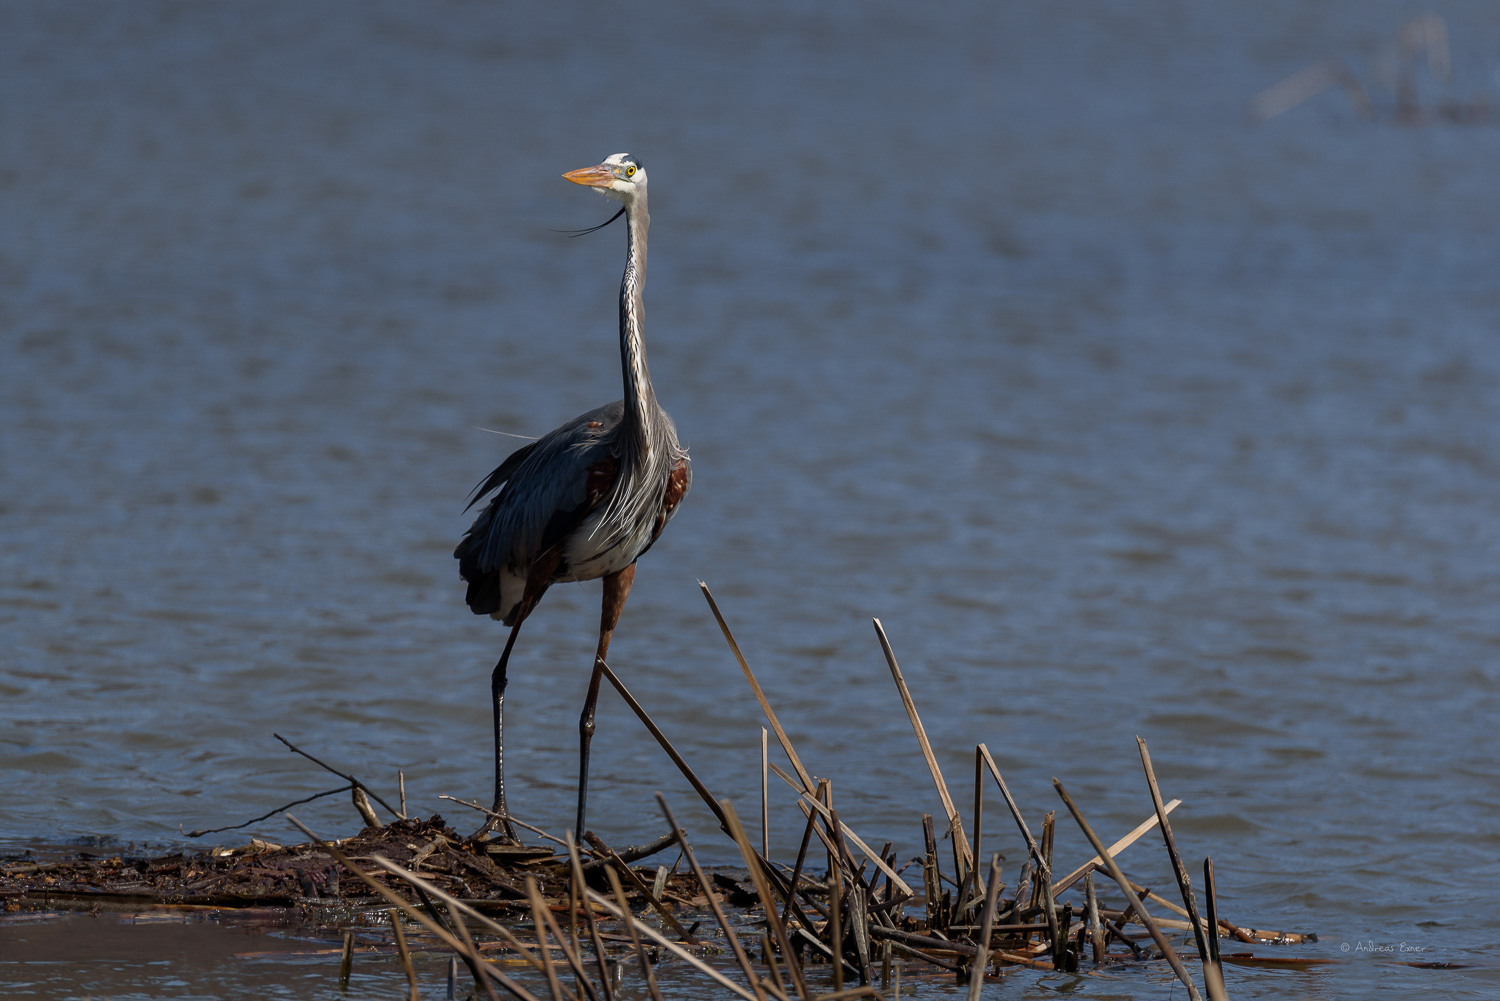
[463,440,540,513]
[455,403,625,620]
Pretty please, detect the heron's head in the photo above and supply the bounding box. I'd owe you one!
[562,153,646,204]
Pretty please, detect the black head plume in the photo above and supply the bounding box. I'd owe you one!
[553,207,626,238]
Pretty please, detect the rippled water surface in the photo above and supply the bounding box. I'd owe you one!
[3,2,1500,996]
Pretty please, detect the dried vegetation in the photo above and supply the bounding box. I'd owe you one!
[4,586,1333,998]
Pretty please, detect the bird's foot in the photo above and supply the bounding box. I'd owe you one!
[468,829,523,848]
[468,812,521,847]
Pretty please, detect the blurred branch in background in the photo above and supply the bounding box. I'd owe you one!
[1250,58,1373,122]
[1251,12,1494,125]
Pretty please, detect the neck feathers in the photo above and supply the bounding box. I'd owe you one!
[620,202,654,451]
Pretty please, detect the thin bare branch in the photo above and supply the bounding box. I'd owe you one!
[437,796,568,847]
[273,734,400,819]
[182,783,351,838]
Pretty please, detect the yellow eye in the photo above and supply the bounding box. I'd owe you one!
[625,164,636,177]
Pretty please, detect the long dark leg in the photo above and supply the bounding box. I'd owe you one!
[576,563,636,842]
[476,621,522,843]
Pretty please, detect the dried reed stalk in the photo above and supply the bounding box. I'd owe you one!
[1203,859,1222,965]
[582,885,762,1001]
[869,925,979,959]
[921,813,941,928]
[1053,798,1181,893]
[1135,738,1227,1001]
[583,832,696,944]
[567,834,616,1001]
[283,814,542,1001]
[723,799,810,1001]
[760,933,789,999]
[388,908,420,1001]
[781,783,822,929]
[1039,811,1061,952]
[339,929,354,990]
[967,853,1003,1001]
[437,795,567,848]
[1084,873,1105,964]
[596,659,727,830]
[525,877,568,1001]
[882,936,965,974]
[762,727,771,858]
[656,793,768,1001]
[780,777,914,897]
[700,582,816,791]
[361,855,543,971]
[448,907,503,1001]
[789,796,846,891]
[970,750,986,906]
[850,880,872,985]
[976,744,1045,875]
[873,619,973,876]
[604,865,662,1001]
[852,882,876,990]
[183,782,353,838]
[526,875,601,1001]
[1052,780,1202,1001]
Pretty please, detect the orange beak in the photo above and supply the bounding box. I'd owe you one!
[562,163,616,188]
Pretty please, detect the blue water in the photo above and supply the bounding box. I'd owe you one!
[3,2,1499,996]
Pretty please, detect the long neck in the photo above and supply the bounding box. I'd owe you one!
[619,198,654,454]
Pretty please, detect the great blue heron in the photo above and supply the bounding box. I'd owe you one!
[455,153,690,843]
